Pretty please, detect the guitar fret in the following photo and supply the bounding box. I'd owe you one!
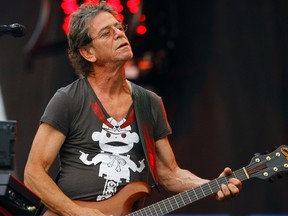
[182,191,191,206]
[157,202,164,215]
[200,185,206,196]
[201,183,213,196]
[192,188,198,200]
[177,194,186,208]
[144,206,152,215]
[152,203,157,215]
[173,195,180,209]
[149,205,155,215]
[234,168,249,181]
[208,183,214,193]
[179,194,186,206]
[163,196,176,213]
[160,200,169,215]
[186,190,192,203]
[177,193,186,209]
[186,189,197,203]
[206,179,221,194]
[214,178,221,190]
[136,208,144,216]
[140,208,147,216]
[166,197,174,213]
[195,187,205,199]
[217,176,228,186]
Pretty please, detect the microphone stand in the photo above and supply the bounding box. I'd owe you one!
[0,23,26,37]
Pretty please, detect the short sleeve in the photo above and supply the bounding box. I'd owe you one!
[150,93,172,141]
[40,89,72,135]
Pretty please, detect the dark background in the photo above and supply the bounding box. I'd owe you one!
[0,0,287,215]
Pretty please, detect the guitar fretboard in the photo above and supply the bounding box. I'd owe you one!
[128,168,249,216]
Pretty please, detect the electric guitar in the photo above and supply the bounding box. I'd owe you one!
[44,145,288,216]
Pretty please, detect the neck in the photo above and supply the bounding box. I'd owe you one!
[87,66,131,97]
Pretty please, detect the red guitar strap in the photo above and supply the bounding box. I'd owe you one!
[131,83,159,189]
[89,101,135,129]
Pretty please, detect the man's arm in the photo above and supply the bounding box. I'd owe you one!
[155,137,242,200]
[24,123,105,216]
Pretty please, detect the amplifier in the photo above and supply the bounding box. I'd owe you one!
[0,173,41,215]
[0,120,17,170]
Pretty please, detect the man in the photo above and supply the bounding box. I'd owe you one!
[24,1,242,216]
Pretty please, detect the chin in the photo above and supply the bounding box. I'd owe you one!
[122,52,133,60]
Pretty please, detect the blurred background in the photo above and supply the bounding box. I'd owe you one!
[0,0,288,215]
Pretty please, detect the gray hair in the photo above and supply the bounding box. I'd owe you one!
[67,1,118,77]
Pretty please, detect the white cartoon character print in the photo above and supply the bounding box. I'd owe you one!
[79,105,145,201]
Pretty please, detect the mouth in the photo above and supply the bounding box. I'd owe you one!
[117,42,129,49]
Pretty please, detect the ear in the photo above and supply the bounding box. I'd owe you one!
[79,46,96,62]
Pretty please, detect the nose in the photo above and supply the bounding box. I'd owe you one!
[112,26,124,39]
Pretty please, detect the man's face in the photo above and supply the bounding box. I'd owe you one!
[89,12,133,65]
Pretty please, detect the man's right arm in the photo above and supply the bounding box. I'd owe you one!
[24,123,105,216]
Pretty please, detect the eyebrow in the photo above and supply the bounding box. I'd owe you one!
[98,22,121,34]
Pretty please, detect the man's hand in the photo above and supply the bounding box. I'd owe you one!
[215,167,242,201]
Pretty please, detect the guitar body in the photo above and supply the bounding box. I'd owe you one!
[43,181,151,216]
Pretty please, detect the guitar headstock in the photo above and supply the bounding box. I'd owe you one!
[246,145,288,181]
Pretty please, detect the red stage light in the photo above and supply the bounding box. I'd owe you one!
[139,14,146,22]
[61,0,146,36]
[107,0,124,13]
[126,0,140,14]
[136,25,147,35]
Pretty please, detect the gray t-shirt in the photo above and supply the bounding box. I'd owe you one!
[41,78,171,201]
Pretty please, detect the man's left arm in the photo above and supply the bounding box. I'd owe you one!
[155,137,242,201]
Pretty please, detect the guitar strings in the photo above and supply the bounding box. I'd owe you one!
[129,152,283,216]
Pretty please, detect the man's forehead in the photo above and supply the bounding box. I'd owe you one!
[91,11,119,30]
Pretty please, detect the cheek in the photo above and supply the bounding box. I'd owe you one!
[94,41,112,52]
[94,46,111,61]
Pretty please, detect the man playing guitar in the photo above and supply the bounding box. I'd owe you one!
[24,1,242,215]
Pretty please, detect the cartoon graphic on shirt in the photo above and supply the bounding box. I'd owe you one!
[79,103,145,201]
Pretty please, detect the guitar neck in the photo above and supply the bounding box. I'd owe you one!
[128,167,249,216]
